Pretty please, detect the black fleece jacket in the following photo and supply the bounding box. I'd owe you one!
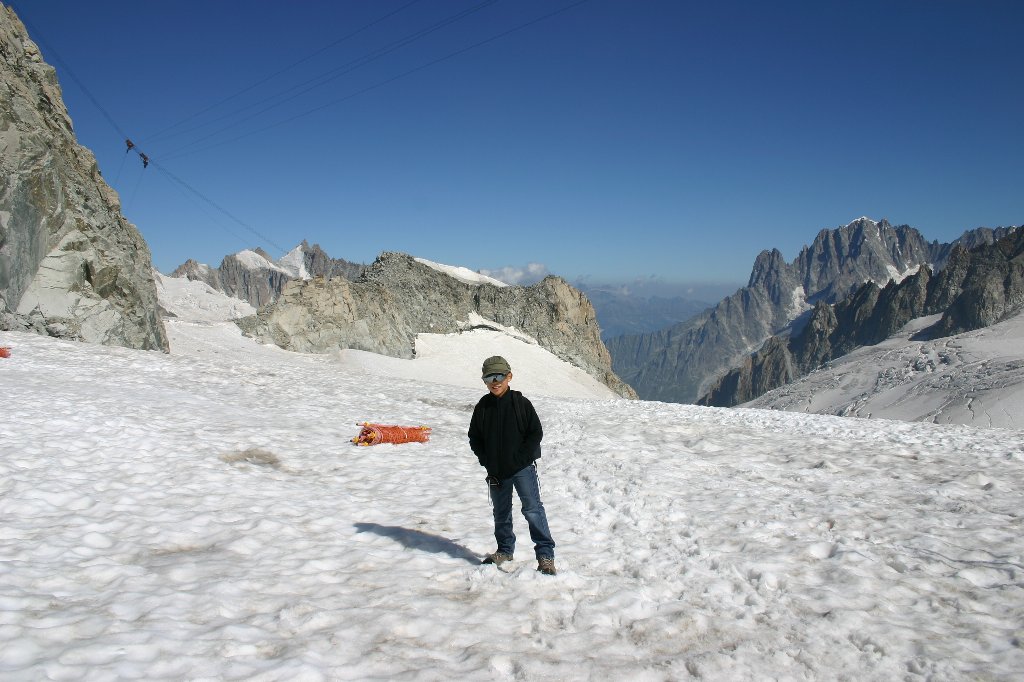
[468,389,543,481]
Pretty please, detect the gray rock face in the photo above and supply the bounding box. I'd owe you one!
[699,271,931,407]
[794,219,939,304]
[609,218,937,403]
[236,252,636,398]
[217,249,291,309]
[697,336,795,408]
[302,242,365,282]
[930,226,1018,271]
[926,226,1024,338]
[0,7,167,350]
[699,226,1023,407]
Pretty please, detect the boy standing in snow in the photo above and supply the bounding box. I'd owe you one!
[468,355,557,575]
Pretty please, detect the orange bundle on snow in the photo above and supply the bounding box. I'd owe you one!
[352,422,432,446]
[0,347,10,359]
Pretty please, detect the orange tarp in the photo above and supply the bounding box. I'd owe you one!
[352,422,431,446]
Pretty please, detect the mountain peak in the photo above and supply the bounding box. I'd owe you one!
[747,248,787,289]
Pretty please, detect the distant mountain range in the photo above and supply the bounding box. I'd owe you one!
[606,219,1021,404]
[699,225,1023,408]
[168,245,636,398]
[6,3,1022,428]
[170,242,366,309]
[573,287,713,341]
[173,224,1021,415]
[168,245,717,345]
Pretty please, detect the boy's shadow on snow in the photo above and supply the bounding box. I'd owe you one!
[354,523,480,565]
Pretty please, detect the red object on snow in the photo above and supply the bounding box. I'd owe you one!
[352,422,432,446]
[0,347,10,358]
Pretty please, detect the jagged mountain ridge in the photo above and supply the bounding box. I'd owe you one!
[171,243,636,397]
[699,226,1024,407]
[174,246,713,346]
[234,251,637,399]
[607,218,1012,404]
[0,6,167,350]
[171,241,366,309]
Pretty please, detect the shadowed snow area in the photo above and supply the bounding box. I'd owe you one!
[1,276,1022,680]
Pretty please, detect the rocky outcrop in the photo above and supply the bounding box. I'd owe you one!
[217,249,292,309]
[236,252,636,398]
[170,259,221,290]
[170,241,366,309]
[0,6,167,350]
[697,336,795,408]
[699,226,1023,407]
[925,227,1024,338]
[929,226,1018,271]
[302,241,365,282]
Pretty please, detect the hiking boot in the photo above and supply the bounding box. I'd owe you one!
[537,557,556,575]
[482,551,513,566]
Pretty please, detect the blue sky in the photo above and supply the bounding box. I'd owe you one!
[9,0,1023,292]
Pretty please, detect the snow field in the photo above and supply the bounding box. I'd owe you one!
[1,288,1023,679]
[747,311,1024,429]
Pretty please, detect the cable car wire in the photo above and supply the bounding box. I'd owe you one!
[7,0,593,257]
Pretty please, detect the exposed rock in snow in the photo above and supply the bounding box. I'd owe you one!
[236,252,637,398]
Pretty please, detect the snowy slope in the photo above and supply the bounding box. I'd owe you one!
[1,281,1023,680]
[276,245,311,280]
[745,311,1024,429]
[156,272,256,323]
[414,257,509,288]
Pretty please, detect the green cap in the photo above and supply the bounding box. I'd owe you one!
[481,355,511,377]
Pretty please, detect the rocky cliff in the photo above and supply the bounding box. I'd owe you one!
[236,251,637,398]
[0,6,167,349]
[608,218,940,403]
[699,226,1023,407]
[926,227,1024,338]
[301,241,365,282]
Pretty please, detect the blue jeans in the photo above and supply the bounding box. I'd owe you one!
[490,464,555,560]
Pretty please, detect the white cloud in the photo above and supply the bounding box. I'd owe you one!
[479,262,551,285]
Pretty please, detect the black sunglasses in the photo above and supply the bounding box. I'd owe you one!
[482,373,507,384]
